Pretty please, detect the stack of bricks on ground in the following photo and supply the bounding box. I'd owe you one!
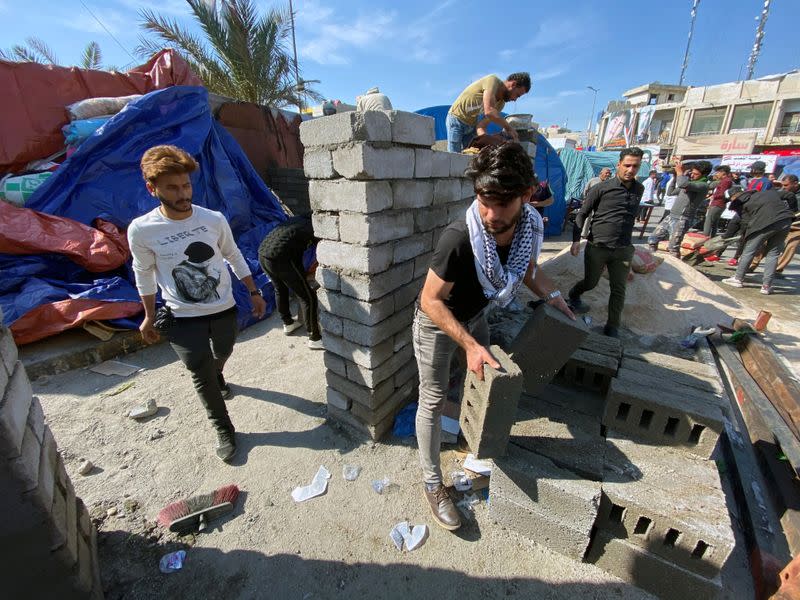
[462,304,735,599]
[0,314,102,599]
[301,110,474,438]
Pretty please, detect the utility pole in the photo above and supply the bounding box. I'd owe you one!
[746,0,771,80]
[288,0,303,114]
[586,86,599,148]
[679,0,701,86]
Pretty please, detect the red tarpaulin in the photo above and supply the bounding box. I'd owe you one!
[0,49,201,173]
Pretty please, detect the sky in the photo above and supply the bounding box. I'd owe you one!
[3,0,799,131]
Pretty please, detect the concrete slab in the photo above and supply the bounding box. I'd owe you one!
[581,333,623,361]
[620,354,723,395]
[525,382,605,420]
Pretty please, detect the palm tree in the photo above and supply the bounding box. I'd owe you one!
[137,0,321,108]
[1,37,111,70]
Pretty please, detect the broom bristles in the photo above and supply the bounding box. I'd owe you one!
[157,484,240,528]
[213,484,240,505]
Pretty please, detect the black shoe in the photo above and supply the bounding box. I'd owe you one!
[215,430,236,462]
[603,324,619,338]
[423,484,461,531]
[568,296,590,314]
[217,371,232,400]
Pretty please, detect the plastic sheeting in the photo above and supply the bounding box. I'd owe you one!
[1,85,287,344]
[560,148,652,201]
[0,49,201,173]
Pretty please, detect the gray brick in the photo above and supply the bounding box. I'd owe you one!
[447,199,471,223]
[350,378,416,425]
[322,332,394,369]
[339,211,415,246]
[300,110,391,146]
[430,151,450,177]
[393,276,423,311]
[325,370,394,409]
[314,266,341,291]
[327,403,396,441]
[318,309,343,337]
[0,361,33,458]
[461,179,474,201]
[460,346,523,458]
[10,423,42,491]
[433,178,462,205]
[339,261,415,301]
[27,396,45,444]
[449,152,472,177]
[309,180,392,213]
[303,148,338,179]
[323,351,348,378]
[341,305,414,347]
[317,289,395,325]
[332,144,415,180]
[393,358,418,388]
[414,252,433,279]
[415,205,448,232]
[385,110,435,146]
[559,349,618,393]
[25,425,58,514]
[414,148,433,178]
[619,355,722,395]
[623,349,716,381]
[392,180,433,209]
[316,240,394,275]
[393,328,412,353]
[311,212,339,241]
[326,388,352,411]
[393,232,433,263]
[508,303,589,396]
[0,326,17,376]
[347,340,415,388]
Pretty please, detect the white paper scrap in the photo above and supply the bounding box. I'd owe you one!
[464,453,493,476]
[291,466,331,502]
[89,360,142,377]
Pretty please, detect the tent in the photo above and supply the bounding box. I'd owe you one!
[414,105,568,235]
[560,148,652,201]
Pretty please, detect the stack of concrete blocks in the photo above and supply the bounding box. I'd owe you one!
[0,315,102,598]
[558,333,622,394]
[300,110,474,438]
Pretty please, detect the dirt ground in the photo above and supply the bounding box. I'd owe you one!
[31,231,790,600]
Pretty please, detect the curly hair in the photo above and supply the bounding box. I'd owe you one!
[507,72,531,92]
[465,142,534,200]
[140,145,198,184]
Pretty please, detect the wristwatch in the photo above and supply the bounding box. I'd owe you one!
[543,290,562,302]
[249,289,262,297]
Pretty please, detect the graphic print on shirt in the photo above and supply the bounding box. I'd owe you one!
[171,241,221,303]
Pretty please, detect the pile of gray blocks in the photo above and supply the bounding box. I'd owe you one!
[300,110,474,438]
[558,333,622,393]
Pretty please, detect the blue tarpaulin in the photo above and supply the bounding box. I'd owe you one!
[2,86,289,334]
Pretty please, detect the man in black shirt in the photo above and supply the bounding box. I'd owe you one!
[568,147,644,338]
[414,143,574,531]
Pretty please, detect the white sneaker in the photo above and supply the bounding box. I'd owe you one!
[307,338,324,350]
[760,285,773,295]
[721,277,743,288]
[283,321,303,335]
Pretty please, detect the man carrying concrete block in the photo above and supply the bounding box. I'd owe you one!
[413,142,575,531]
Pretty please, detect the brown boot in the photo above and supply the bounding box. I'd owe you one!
[423,484,461,531]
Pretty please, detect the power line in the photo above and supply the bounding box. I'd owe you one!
[78,0,137,64]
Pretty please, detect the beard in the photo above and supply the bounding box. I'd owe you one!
[158,193,192,213]
[482,206,523,235]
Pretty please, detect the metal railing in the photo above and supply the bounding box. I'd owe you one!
[776,122,800,136]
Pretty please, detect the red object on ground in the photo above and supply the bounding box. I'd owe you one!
[728,258,739,266]
[0,201,129,272]
[704,254,720,262]
[0,49,201,173]
[9,299,142,345]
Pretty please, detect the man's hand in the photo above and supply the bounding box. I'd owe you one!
[476,127,487,137]
[548,294,576,321]
[672,155,684,175]
[139,316,160,344]
[251,294,267,319]
[570,241,581,256]
[466,343,500,382]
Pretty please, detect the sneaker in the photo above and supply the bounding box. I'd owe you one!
[603,324,619,338]
[307,338,324,350]
[217,372,232,400]
[423,483,461,531]
[703,255,720,262]
[727,258,739,266]
[648,243,658,252]
[721,277,743,288]
[568,296,590,314]
[760,285,773,295]
[283,321,303,335]
[215,430,236,462]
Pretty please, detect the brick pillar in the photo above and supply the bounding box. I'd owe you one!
[301,111,474,438]
[0,313,103,599]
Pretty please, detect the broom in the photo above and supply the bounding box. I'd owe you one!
[157,484,240,535]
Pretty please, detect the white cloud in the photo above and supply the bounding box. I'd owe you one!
[534,66,569,83]
[526,16,593,49]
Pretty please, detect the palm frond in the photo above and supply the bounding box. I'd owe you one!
[26,37,59,64]
[81,41,102,70]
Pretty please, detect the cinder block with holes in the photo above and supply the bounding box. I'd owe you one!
[558,348,618,392]
[597,433,735,578]
[459,345,523,458]
[603,374,724,458]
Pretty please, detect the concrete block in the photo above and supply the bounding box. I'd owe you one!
[339,261,415,302]
[339,211,415,245]
[77,498,92,542]
[314,266,341,292]
[620,355,722,395]
[616,366,724,406]
[76,530,94,592]
[341,305,414,348]
[623,349,717,382]
[415,205,448,232]
[433,178,462,205]
[414,148,433,178]
[581,332,623,361]
[332,144,415,180]
[559,348,618,393]
[393,232,432,264]
[508,303,590,396]
[430,151,451,177]
[347,343,415,389]
[459,345,523,458]
[351,378,416,425]
[9,423,42,491]
[0,326,18,376]
[385,110,435,146]
[529,382,605,421]
[587,532,722,600]
[27,396,45,444]
[317,289,395,326]
[393,328,412,353]
[303,148,338,179]
[461,179,474,201]
[326,387,352,411]
[51,477,78,563]
[322,332,394,369]
[0,361,33,458]
[311,212,339,241]
[326,370,394,409]
[392,180,433,209]
[447,199,471,223]
[414,252,433,279]
[318,309,343,337]
[309,179,392,213]
[393,276,423,310]
[25,425,58,513]
[510,403,604,481]
[323,351,348,378]
[598,433,735,578]
[449,152,472,178]
[300,110,391,146]
[603,376,724,458]
[394,358,418,388]
[316,240,394,275]
[327,400,399,441]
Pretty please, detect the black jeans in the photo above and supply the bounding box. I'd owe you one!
[259,254,321,341]
[569,243,634,328]
[166,307,238,434]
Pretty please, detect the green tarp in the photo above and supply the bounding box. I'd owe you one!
[560,148,651,200]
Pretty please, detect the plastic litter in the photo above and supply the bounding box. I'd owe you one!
[371,477,392,494]
[463,454,492,476]
[389,521,428,551]
[342,465,361,481]
[129,399,158,420]
[456,493,481,519]
[291,466,331,502]
[78,460,94,475]
[582,315,593,326]
[159,550,186,573]
[392,402,417,437]
[450,471,472,492]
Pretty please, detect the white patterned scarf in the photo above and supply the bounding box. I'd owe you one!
[465,199,544,308]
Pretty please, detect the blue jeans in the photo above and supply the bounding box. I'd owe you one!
[446,113,476,153]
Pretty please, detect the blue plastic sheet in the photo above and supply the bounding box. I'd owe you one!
[2,86,289,333]
[61,117,112,145]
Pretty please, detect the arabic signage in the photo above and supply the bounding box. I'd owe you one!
[721,154,778,173]
[674,133,757,156]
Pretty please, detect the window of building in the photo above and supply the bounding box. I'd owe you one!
[667,93,676,102]
[777,99,800,135]
[729,102,772,131]
[648,93,658,105]
[689,107,726,136]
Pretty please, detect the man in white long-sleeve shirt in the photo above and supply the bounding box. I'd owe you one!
[127,145,266,462]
